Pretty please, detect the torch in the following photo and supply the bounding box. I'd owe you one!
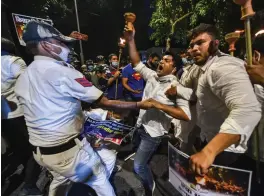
[233,0,261,184]
[114,12,136,100]
[114,38,126,100]
[233,0,255,65]
[225,32,241,56]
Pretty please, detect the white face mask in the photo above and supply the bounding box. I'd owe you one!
[45,42,70,62]
[111,61,119,68]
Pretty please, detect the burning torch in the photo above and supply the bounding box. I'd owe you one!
[114,12,136,100]
[114,38,126,100]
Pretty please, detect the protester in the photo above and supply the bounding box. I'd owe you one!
[106,53,124,100]
[246,32,264,86]
[166,23,261,175]
[246,31,264,193]
[91,65,108,91]
[122,63,144,102]
[95,55,106,66]
[145,52,160,71]
[124,23,191,195]
[1,37,42,196]
[15,21,156,196]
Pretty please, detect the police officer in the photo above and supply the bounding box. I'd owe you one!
[1,37,42,196]
[14,21,154,196]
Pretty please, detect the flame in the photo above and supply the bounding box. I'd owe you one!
[235,30,244,33]
[196,176,206,186]
[120,38,126,45]
[255,29,264,36]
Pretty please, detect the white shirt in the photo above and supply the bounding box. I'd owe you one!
[194,51,261,153]
[177,64,202,142]
[134,62,191,137]
[1,55,26,119]
[15,56,103,147]
[247,85,264,161]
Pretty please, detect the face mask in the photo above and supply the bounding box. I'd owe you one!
[45,42,70,62]
[182,58,188,65]
[111,61,119,68]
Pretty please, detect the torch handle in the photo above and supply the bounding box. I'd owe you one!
[115,48,123,100]
[244,18,253,67]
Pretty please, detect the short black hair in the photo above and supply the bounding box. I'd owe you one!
[253,33,264,54]
[108,53,118,61]
[163,51,183,69]
[1,37,16,54]
[25,40,40,55]
[189,23,219,40]
[149,52,160,59]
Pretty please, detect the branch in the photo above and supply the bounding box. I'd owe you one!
[171,11,193,35]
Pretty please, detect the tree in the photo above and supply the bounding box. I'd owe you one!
[149,0,194,48]
[149,0,238,48]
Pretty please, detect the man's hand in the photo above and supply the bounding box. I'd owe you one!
[133,90,142,94]
[189,148,215,176]
[165,85,177,98]
[113,71,121,78]
[245,59,264,85]
[136,98,159,110]
[123,23,135,42]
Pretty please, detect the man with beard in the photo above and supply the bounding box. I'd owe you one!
[166,23,261,176]
[145,52,160,71]
[124,23,191,195]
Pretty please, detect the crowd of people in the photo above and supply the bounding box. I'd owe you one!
[1,18,264,196]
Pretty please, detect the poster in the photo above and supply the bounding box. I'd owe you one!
[83,117,133,145]
[12,13,53,46]
[168,143,252,196]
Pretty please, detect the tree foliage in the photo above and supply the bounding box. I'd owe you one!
[149,0,234,47]
[149,0,194,46]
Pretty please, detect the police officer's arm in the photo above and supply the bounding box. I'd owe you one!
[57,68,152,110]
[97,96,149,110]
[11,57,27,78]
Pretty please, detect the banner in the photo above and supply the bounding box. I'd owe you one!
[168,143,252,196]
[12,13,53,46]
[83,117,133,145]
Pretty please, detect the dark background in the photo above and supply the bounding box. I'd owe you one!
[2,0,264,64]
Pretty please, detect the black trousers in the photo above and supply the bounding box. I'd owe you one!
[2,116,41,187]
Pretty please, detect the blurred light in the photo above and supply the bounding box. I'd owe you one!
[120,38,126,45]
[255,30,264,36]
[235,30,244,33]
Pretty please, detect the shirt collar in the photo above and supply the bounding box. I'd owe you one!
[200,50,228,72]
[34,55,74,69]
[34,55,59,62]
[158,74,176,83]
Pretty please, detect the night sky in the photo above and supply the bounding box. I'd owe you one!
[2,0,264,63]
[2,0,156,62]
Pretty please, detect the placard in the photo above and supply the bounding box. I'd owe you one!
[168,143,252,196]
[12,13,53,46]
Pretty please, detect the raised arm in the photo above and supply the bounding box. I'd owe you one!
[124,23,140,67]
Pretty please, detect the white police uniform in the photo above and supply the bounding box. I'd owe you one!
[15,55,116,196]
[1,55,26,119]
